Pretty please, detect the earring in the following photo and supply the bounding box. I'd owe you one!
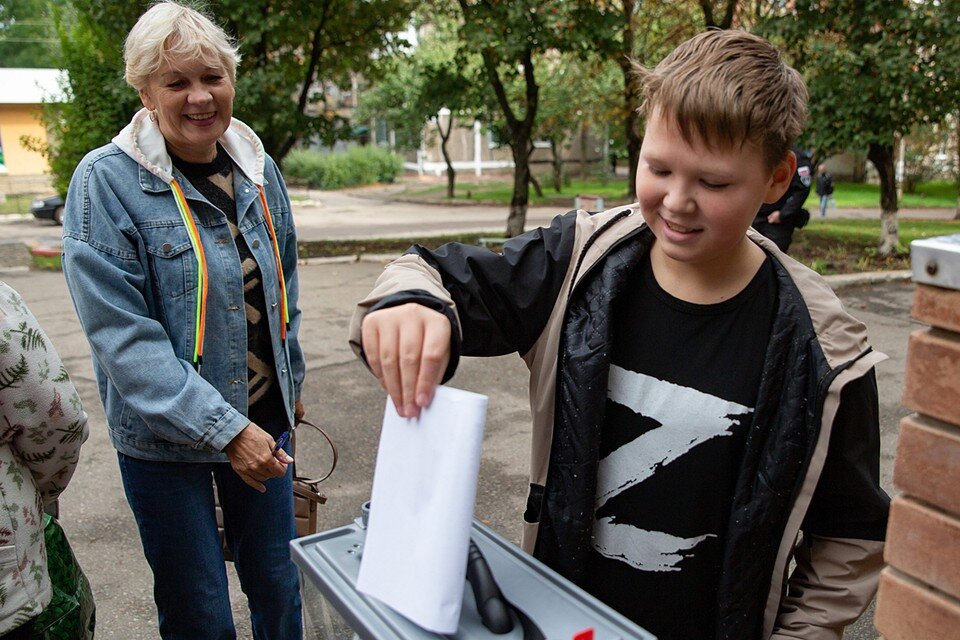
[148,110,158,122]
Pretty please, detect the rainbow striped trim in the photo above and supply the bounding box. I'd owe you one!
[169,179,289,370]
[258,186,290,339]
[171,179,208,368]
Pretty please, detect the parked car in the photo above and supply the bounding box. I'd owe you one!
[31,195,65,225]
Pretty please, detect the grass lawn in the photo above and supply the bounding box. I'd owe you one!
[403,177,634,208]
[790,217,960,274]
[0,194,39,215]
[298,218,960,277]
[803,180,957,209]
[403,176,958,210]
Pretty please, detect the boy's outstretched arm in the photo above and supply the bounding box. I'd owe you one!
[361,303,451,418]
[773,370,889,639]
[350,211,580,418]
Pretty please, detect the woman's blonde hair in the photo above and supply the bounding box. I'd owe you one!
[635,30,808,169]
[124,1,241,90]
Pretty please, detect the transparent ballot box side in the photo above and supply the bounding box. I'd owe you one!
[291,504,656,640]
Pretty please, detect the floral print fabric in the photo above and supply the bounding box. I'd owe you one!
[0,281,88,633]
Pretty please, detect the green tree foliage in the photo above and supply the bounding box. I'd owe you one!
[456,0,603,236]
[219,0,412,159]
[570,0,704,199]
[30,1,138,196]
[358,11,481,198]
[38,0,412,195]
[769,0,960,255]
[536,54,607,192]
[0,0,63,67]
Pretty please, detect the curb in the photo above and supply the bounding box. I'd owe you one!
[823,270,913,289]
[300,253,915,290]
[0,236,917,289]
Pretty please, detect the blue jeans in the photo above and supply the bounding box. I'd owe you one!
[819,195,830,217]
[118,427,301,639]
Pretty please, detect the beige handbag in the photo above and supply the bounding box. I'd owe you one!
[216,419,338,561]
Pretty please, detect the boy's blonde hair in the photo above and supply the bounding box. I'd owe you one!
[636,30,807,168]
[124,1,241,91]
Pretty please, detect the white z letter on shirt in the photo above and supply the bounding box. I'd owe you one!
[592,365,752,572]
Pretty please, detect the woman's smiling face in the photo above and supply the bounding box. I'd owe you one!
[139,55,235,164]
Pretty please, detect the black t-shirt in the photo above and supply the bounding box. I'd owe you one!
[582,252,777,640]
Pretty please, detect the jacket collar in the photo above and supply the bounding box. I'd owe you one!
[112,108,266,191]
[571,207,872,372]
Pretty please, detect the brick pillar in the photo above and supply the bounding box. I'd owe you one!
[875,236,960,639]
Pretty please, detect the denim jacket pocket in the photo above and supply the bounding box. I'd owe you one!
[141,222,197,300]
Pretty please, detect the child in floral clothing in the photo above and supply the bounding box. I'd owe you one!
[0,281,88,638]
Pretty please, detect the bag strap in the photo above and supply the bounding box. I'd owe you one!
[290,418,338,485]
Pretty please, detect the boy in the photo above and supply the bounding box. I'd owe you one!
[350,30,888,640]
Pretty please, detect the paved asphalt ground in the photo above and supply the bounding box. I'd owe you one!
[0,188,934,638]
[2,182,957,249]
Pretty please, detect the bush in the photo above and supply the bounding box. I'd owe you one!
[283,146,404,190]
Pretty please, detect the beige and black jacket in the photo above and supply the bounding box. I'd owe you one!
[350,204,889,640]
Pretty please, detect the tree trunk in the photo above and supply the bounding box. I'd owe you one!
[473,39,538,237]
[868,142,899,256]
[437,120,456,199]
[550,139,563,192]
[955,110,960,219]
[529,171,544,198]
[507,140,532,237]
[700,0,739,28]
[579,124,589,179]
[617,1,643,200]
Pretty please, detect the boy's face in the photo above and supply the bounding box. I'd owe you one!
[636,110,793,271]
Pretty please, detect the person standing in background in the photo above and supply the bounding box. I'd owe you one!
[0,282,89,640]
[816,163,834,218]
[751,146,813,253]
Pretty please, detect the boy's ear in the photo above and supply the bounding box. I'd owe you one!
[763,151,797,204]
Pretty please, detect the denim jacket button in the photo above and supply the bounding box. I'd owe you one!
[252,239,261,249]
[281,368,287,374]
[161,242,172,253]
[271,302,278,309]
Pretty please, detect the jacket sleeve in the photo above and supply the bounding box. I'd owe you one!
[772,370,889,639]
[0,285,89,504]
[61,157,249,451]
[268,158,305,401]
[349,210,579,365]
[778,161,812,225]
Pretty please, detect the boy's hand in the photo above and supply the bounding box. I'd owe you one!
[767,210,782,224]
[361,303,451,419]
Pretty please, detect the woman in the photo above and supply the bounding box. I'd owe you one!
[0,282,89,639]
[61,2,305,638]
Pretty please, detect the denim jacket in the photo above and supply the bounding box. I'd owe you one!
[62,108,304,462]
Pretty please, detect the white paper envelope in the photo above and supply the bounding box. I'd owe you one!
[357,385,488,634]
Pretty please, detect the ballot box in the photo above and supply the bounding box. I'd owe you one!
[292,504,656,640]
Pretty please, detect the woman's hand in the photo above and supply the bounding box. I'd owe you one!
[225,422,293,492]
[361,303,451,419]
